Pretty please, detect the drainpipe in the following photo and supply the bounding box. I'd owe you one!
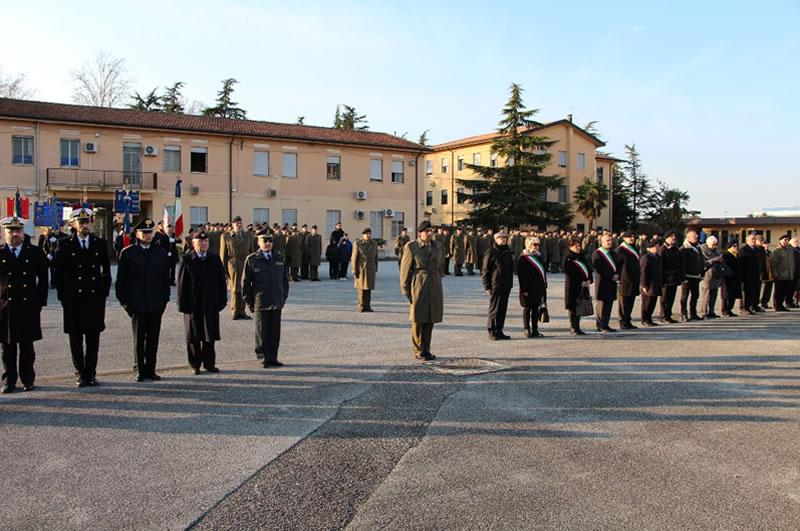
[34,122,41,197]
[414,151,423,229]
[450,150,455,226]
[228,137,234,221]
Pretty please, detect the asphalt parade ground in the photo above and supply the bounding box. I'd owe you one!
[1,261,798,529]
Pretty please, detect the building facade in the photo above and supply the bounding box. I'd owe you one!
[421,118,618,231]
[0,98,428,245]
[686,215,800,245]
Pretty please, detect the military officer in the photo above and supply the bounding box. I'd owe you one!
[616,230,641,330]
[465,228,478,275]
[450,226,466,276]
[303,225,323,281]
[592,232,618,333]
[640,236,663,326]
[221,215,254,319]
[400,220,443,361]
[0,216,48,394]
[352,227,378,312]
[177,231,227,374]
[394,227,410,266]
[286,226,303,281]
[115,218,171,382]
[299,224,310,280]
[243,230,290,367]
[53,208,111,387]
[658,231,682,323]
[482,230,514,340]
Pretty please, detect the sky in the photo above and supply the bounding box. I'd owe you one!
[2,0,798,217]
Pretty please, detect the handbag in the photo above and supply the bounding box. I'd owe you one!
[575,287,594,317]
[538,298,549,323]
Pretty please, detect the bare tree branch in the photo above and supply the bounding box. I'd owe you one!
[0,66,36,99]
[70,50,132,107]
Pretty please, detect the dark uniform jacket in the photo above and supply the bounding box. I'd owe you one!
[738,244,760,286]
[286,232,303,268]
[639,252,663,297]
[242,250,290,311]
[115,244,171,314]
[769,246,795,281]
[54,234,111,334]
[303,233,323,266]
[592,247,618,302]
[394,235,410,259]
[615,243,641,296]
[0,243,49,343]
[177,251,227,342]
[722,250,742,299]
[757,247,772,281]
[564,250,592,311]
[400,240,444,324]
[658,244,682,286]
[482,244,513,293]
[680,242,704,280]
[517,252,547,307]
[450,233,466,263]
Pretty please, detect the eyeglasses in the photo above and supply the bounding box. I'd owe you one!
[531,243,540,246]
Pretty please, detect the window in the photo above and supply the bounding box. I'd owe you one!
[426,191,433,206]
[190,206,208,226]
[425,159,433,175]
[282,208,298,226]
[457,156,464,171]
[326,210,341,238]
[441,157,448,173]
[59,139,80,167]
[391,160,404,183]
[190,147,208,173]
[577,223,585,233]
[326,155,341,180]
[253,151,269,176]
[163,145,181,172]
[282,153,297,178]
[596,166,604,183]
[369,211,384,239]
[370,159,383,181]
[490,152,498,167]
[441,189,448,205]
[472,153,481,165]
[12,136,33,165]
[253,208,269,225]
[558,151,567,168]
[457,187,466,204]
[557,185,568,203]
[577,152,586,171]
[391,211,405,238]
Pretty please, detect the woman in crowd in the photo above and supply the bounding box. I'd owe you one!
[564,237,593,335]
[517,236,548,338]
[721,240,742,317]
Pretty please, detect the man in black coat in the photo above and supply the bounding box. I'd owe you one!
[0,217,49,394]
[658,231,682,323]
[679,229,705,321]
[640,237,663,326]
[756,236,773,309]
[177,231,227,374]
[53,208,111,387]
[243,230,290,368]
[592,232,618,332]
[482,230,514,340]
[115,218,171,382]
[615,230,641,330]
[738,232,762,314]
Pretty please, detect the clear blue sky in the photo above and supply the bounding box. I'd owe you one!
[3,0,798,216]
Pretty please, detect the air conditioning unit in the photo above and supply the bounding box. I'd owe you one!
[408,160,416,167]
[355,190,368,200]
[190,186,200,195]
[267,188,277,198]
[384,208,395,218]
[143,145,158,157]
[84,142,98,153]
[354,210,365,220]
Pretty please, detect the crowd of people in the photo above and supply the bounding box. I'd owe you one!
[1,210,798,394]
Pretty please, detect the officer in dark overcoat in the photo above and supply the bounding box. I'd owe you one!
[639,237,663,326]
[482,230,514,340]
[177,230,227,374]
[658,231,682,323]
[615,230,641,330]
[0,217,48,393]
[592,232,619,332]
[53,208,111,387]
[115,218,171,382]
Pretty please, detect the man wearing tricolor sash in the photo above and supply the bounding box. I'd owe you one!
[592,232,619,332]
[615,231,641,330]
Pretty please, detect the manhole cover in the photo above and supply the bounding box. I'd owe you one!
[423,357,510,376]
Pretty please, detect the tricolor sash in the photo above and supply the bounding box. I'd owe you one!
[620,242,639,259]
[597,248,617,273]
[524,254,547,283]
[573,259,591,281]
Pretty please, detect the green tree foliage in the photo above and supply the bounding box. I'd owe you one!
[128,88,162,111]
[611,164,634,231]
[614,143,656,228]
[203,78,247,119]
[573,176,610,232]
[417,130,430,146]
[161,82,185,113]
[334,104,368,130]
[456,83,573,229]
[646,181,696,233]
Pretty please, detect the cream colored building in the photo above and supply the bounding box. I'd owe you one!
[0,98,428,245]
[422,118,619,231]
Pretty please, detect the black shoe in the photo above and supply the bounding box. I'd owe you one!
[642,321,658,327]
[744,309,756,315]
[268,361,284,367]
[192,368,201,375]
[754,306,765,313]
[680,314,690,322]
[414,352,428,360]
[239,314,252,320]
[1,385,14,394]
[762,304,772,310]
[497,332,511,340]
[488,333,499,341]
[601,327,617,333]
[570,329,587,336]
[134,374,145,382]
[364,308,374,313]
[205,367,220,373]
[664,317,678,324]
[690,315,704,321]
[311,278,321,282]
[88,379,99,387]
[706,313,720,319]
[77,378,89,388]
[620,323,636,330]
[149,373,162,381]
[775,307,789,312]
[531,330,544,338]
[22,385,35,392]
[727,312,738,317]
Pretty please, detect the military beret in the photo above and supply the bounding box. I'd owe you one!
[362,227,372,234]
[134,218,156,233]
[1,216,24,229]
[418,220,432,232]
[194,230,208,240]
[779,233,790,240]
[256,229,273,239]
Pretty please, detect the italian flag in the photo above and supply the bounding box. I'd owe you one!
[173,178,183,238]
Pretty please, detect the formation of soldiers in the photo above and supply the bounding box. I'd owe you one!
[2,209,799,394]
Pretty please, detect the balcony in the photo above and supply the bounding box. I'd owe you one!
[46,168,157,190]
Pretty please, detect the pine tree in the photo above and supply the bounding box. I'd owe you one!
[161,82,185,113]
[333,105,342,128]
[203,78,247,119]
[611,165,634,231]
[334,104,368,130]
[128,88,162,111]
[617,143,655,228]
[417,130,430,146]
[456,83,573,229]
[573,177,610,232]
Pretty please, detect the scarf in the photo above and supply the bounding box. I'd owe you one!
[523,253,547,282]
[619,242,639,259]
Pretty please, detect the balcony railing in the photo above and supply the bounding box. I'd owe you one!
[46,168,157,190]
